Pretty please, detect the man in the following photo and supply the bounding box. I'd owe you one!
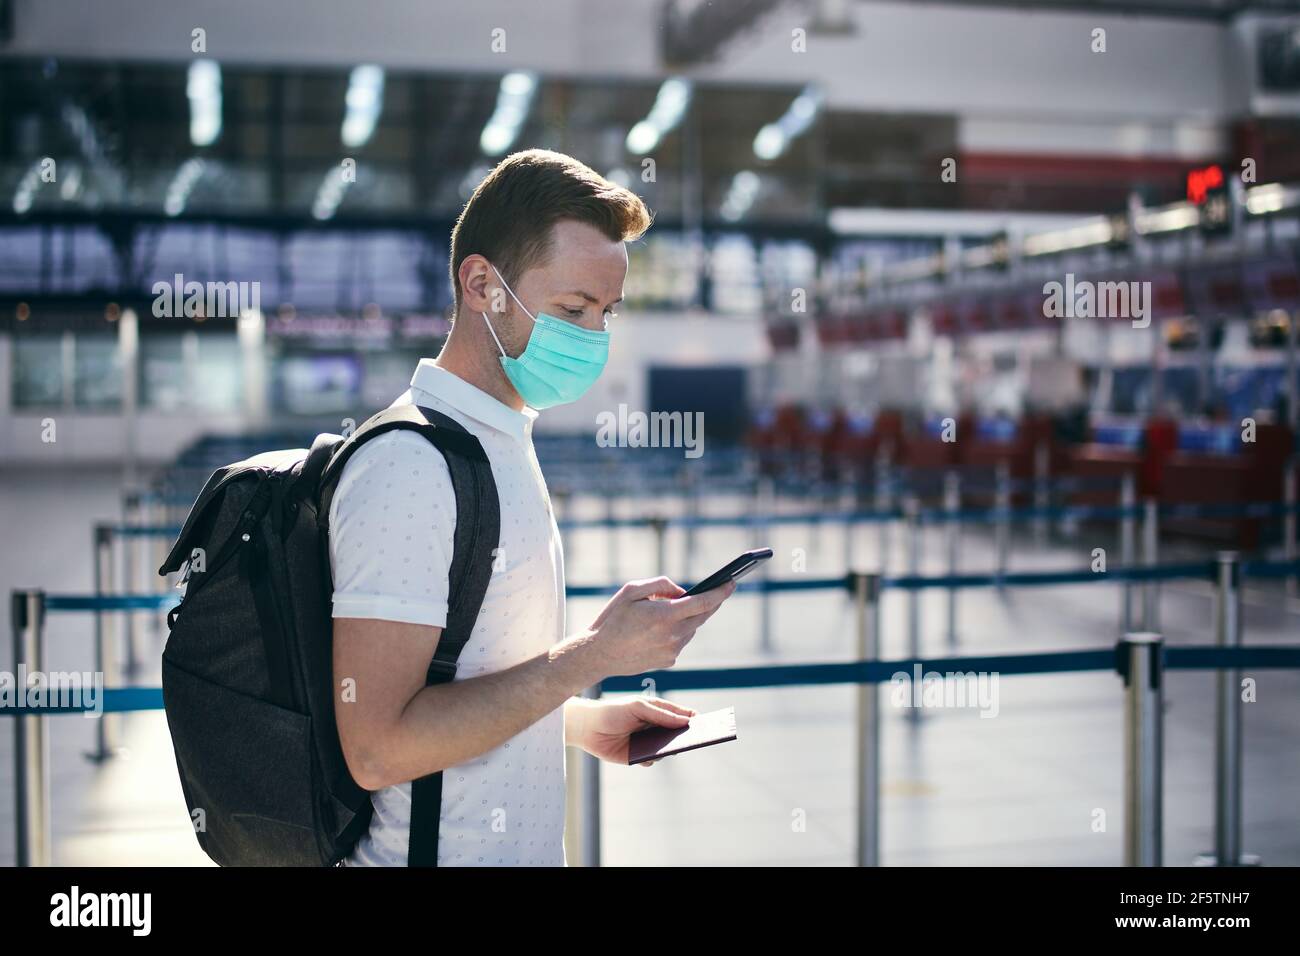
[330,149,734,866]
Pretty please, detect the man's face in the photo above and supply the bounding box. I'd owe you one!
[491,219,628,357]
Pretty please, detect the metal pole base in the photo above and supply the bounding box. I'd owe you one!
[1193,853,1262,867]
[83,743,128,764]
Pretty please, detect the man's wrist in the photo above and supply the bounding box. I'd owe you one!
[549,627,605,695]
[564,697,595,749]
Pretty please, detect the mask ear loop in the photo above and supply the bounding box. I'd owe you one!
[480,310,508,359]
[479,263,531,359]
[491,264,537,323]
[481,263,539,359]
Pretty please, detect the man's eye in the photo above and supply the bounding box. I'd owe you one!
[563,307,584,318]
[605,309,618,320]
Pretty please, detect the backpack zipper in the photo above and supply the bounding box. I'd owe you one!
[168,483,272,629]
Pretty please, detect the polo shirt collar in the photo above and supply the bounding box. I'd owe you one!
[409,358,537,442]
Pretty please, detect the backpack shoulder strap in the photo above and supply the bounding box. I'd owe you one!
[315,402,501,868]
[316,403,489,509]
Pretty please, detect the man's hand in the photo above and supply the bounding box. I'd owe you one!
[566,696,696,766]
[579,576,736,678]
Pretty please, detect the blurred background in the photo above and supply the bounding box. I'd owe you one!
[1,0,1298,472]
[2,0,1299,867]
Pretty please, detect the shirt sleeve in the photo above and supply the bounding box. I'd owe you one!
[328,429,457,628]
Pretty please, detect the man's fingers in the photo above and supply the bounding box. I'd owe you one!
[641,696,696,718]
[628,697,692,727]
[666,579,735,619]
[620,576,686,602]
[689,601,726,628]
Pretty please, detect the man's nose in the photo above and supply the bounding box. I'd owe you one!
[578,309,607,332]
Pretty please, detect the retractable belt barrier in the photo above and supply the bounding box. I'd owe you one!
[96,499,1300,537]
[62,556,1297,605]
[7,645,1299,717]
[12,481,1296,867]
[9,559,1299,869]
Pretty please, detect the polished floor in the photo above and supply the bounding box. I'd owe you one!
[1,466,1297,866]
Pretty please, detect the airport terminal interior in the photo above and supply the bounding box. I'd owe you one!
[1,0,1299,868]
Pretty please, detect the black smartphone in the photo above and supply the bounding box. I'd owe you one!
[683,548,773,596]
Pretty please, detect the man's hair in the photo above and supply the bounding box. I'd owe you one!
[449,149,652,313]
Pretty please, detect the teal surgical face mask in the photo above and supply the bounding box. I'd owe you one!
[480,264,610,409]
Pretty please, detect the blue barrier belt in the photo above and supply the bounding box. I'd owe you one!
[111,525,183,538]
[7,645,1297,714]
[44,559,1300,610]
[1161,502,1290,520]
[47,593,180,611]
[1241,558,1300,579]
[106,501,1299,537]
[517,500,1299,532]
[882,561,1219,591]
[602,649,1119,691]
[921,504,1138,524]
[1165,647,1300,669]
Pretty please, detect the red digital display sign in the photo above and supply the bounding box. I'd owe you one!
[1186,164,1224,205]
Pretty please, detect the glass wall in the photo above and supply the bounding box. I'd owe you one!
[140,331,243,412]
[12,331,125,410]
[72,333,123,409]
[12,334,65,408]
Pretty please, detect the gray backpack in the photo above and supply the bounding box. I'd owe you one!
[159,405,500,866]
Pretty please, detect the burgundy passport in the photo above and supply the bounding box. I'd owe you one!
[627,706,737,765]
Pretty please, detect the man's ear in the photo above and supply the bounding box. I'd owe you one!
[459,255,494,313]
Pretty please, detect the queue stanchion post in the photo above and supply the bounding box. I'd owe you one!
[1195,552,1261,867]
[122,491,140,678]
[88,526,120,762]
[681,465,698,581]
[809,475,823,559]
[151,496,168,642]
[13,589,51,867]
[1285,458,1297,597]
[604,478,618,583]
[944,470,960,647]
[1142,498,1160,632]
[757,476,775,653]
[904,496,921,722]
[579,683,602,867]
[564,734,582,865]
[995,461,1010,589]
[1120,472,1136,632]
[842,474,857,574]
[1212,552,1244,866]
[854,572,882,867]
[874,450,892,573]
[560,509,578,870]
[1120,631,1164,867]
[651,516,668,578]
[1033,441,1049,545]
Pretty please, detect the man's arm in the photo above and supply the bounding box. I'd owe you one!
[334,577,732,791]
[334,617,598,790]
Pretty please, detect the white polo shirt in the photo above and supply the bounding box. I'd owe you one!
[328,359,568,867]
